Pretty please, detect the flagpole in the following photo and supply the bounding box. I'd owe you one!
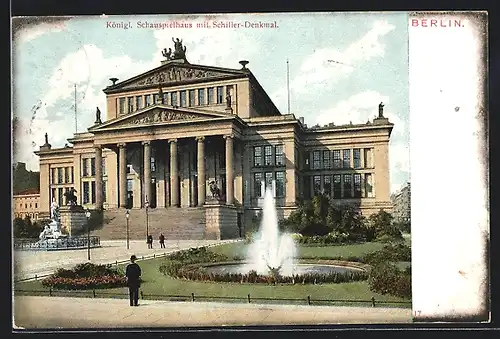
[74,84,78,134]
[286,59,290,115]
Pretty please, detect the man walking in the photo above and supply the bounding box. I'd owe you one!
[159,233,165,248]
[125,255,141,307]
[147,234,153,249]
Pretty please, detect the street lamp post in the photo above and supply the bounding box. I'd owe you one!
[145,198,149,239]
[125,209,130,250]
[85,209,91,261]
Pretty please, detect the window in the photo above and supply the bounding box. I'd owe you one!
[71,167,74,183]
[207,87,214,104]
[57,168,63,184]
[353,149,361,169]
[313,175,321,195]
[119,97,126,115]
[264,146,273,166]
[265,172,273,191]
[58,187,64,206]
[216,86,224,104]
[253,146,262,167]
[343,174,352,198]
[180,91,187,107]
[35,203,38,208]
[313,151,321,169]
[136,96,143,109]
[51,168,56,184]
[333,150,341,169]
[198,89,205,105]
[64,187,69,204]
[333,174,342,199]
[103,180,107,202]
[254,172,263,198]
[275,171,285,197]
[83,182,90,203]
[153,93,160,104]
[189,89,195,106]
[354,173,362,198]
[65,167,70,183]
[128,97,134,113]
[25,203,27,209]
[145,94,152,107]
[30,203,32,208]
[90,158,96,176]
[304,151,310,170]
[162,92,169,105]
[171,92,177,106]
[323,175,332,196]
[102,158,106,176]
[343,149,351,168]
[365,173,373,198]
[51,188,56,204]
[275,145,284,166]
[91,181,96,204]
[323,151,331,169]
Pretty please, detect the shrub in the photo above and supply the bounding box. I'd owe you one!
[159,247,229,277]
[362,243,411,264]
[368,262,411,299]
[42,262,127,290]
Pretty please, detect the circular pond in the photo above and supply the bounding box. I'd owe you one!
[203,263,364,277]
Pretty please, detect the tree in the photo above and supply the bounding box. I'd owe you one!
[368,209,403,241]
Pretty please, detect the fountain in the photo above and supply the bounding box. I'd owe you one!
[202,187,366,280]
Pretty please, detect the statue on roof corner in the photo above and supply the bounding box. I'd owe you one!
[162,47,173,60]
[172,37,187,59]
[44,133,49,145]
[378,102,385,117]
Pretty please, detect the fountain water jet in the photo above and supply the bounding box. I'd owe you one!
[244,188,298,277]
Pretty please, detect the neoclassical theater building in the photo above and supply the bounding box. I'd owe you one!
[35,39,393,239]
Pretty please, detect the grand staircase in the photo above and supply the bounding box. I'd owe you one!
[91,207,206,240]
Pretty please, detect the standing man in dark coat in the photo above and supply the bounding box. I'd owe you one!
[159,233,165,248]
[147,234,153,249]
[125,255,141,306]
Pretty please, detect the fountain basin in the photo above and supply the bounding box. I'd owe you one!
[203,262,364,276]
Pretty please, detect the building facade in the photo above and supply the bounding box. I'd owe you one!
[13,189,41,221]
[391,182,411,222]
[35,40,393,233]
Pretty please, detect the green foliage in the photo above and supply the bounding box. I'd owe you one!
[13,216,43,239]
[368,262,411,299]
[12,163,39,195]
[42,262,127,290]
[367,210,403,242]
[361,243,411,265]
[281,193,368,241]
[394,220,411,234]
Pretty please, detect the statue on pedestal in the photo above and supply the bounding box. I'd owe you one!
[63,188,78,206]
[378,102,385,118]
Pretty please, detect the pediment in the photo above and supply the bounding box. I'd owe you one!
[90,105,232,131]
[105,63,247,93]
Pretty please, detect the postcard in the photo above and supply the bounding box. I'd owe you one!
[11,11,489,329]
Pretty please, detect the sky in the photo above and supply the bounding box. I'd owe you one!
[12,12,409,193]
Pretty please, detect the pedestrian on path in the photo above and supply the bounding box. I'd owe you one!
[125,255,141,307]
[147,234,153,249]
[159,233,165,248]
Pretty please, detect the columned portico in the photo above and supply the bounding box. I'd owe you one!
[118,143,127,208]
[142,140,152,206]
[196,136,206,206]
[169,139,179,207]
[224,134,234,205]
[94,145,103,209]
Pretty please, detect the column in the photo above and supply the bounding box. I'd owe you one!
[169,139,179,207]
[143,141,151,206]
[118,143,127,208]
[224,134,234,205]
[95,145,103,209]
[196,136,206,206]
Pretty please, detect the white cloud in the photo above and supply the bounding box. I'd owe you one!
[14,21,66,45]
[315,90,405,136]
[272,20,396,108]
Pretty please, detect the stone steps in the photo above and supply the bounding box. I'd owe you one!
[92,207,206,240]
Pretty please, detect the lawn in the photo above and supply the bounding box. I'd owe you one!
[14,240,412,307]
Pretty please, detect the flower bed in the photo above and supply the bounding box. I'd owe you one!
[41,262,128,290]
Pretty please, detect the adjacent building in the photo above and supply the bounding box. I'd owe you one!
[391,182,411,222]
[34,40,394,236]
[13,189,41,221]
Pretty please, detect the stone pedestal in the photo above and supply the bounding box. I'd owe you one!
[59,205,88,236]
[204,204,239,240]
